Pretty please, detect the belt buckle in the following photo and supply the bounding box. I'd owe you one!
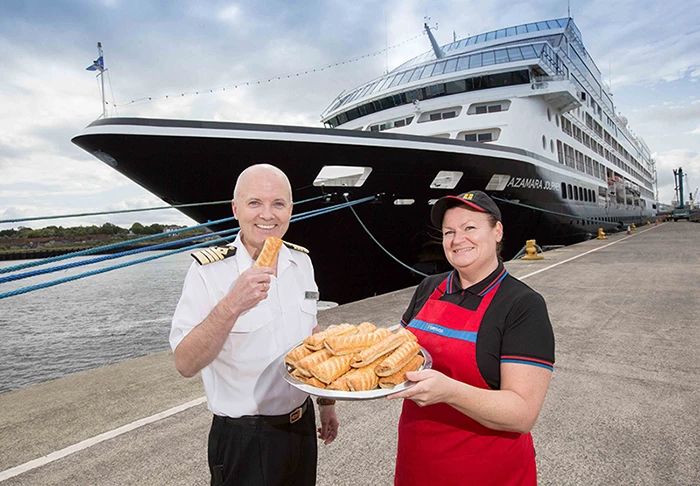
[289,407,303,424]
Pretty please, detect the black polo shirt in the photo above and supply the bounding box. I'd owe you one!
[401,261,555,390]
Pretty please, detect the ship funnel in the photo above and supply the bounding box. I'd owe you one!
[424,23,444,59]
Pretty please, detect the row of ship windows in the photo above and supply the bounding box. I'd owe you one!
[368,103,506,132]
[573,91,651,181]
[399,18,573,71]
[331,43,550,113]
[325,70,530,128]
[562,183,596,203]
[558,113,651,191]
[557,139,652,200]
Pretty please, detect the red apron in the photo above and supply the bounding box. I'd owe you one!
[395,273,537,486]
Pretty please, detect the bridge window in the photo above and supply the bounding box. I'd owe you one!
[419,107,462,123]
[461,130,498,143]
[313,166,372,187]
[368,116,414,132]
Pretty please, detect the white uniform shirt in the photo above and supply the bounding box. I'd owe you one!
[170,235,318,417]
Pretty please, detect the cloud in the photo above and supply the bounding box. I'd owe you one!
[1,0,699,231]
[631,99,700,126]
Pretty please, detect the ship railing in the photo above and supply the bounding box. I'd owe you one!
[531,74,568,91]
[560,46,647,163]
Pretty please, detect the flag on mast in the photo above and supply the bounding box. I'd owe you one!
[86,55,104,71]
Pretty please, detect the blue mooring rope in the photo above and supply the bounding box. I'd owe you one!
[0,195,326,275]
[344,195,429,278]
[0,196,375,300]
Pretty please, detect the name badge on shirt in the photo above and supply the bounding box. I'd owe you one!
[305,291,319,300]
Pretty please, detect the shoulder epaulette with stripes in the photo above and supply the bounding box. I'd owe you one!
[283,241,309,254]
[190,246,237,266]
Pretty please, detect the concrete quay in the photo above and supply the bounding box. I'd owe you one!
[1,221,698,485]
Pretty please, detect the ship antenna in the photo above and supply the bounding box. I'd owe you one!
[568,0,571,18]
[384,8,389,74]
[86,42,108,118]
[423,19,444,59]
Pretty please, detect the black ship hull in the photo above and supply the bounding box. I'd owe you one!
[72,118,654,304]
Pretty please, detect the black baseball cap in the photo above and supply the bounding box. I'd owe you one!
[430,191,502,227]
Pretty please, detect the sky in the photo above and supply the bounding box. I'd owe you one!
[1,0,699,231]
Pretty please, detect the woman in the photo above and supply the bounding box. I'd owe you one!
[389,191,555,485]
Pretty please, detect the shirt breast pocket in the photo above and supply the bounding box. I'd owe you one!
[299,298,317,332]
[227,305,278,362]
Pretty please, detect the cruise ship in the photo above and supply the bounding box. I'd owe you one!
[72,17,657,304]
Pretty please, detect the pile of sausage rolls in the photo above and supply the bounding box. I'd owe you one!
[285,322,424,392]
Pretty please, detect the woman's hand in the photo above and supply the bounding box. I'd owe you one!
[388,369,456,407]
[317,405,339,445]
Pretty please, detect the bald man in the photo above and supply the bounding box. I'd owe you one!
[171,164,339,486]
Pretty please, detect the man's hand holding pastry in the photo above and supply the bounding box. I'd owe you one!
[220,267,274,316]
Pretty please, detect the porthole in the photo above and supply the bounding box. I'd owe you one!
[542,135,547,150]
[547,108,552,122]
[556,115,560,127]
[550,140,555,153]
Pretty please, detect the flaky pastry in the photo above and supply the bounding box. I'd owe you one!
[378,354,424,388]
[295,349,332,377]
[326,376,350,391]
[351,332,407,368]
[309,354,354,384]
[303,323,357,350]
[375,341,421,377]
[305,376,326,388]
[324,328,391,355]
[344,355,385,391]
[356,321,377,334]
[285,344,313,367]
[253,237,284,268]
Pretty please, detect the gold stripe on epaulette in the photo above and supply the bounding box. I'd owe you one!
[190,246,237,265]
[283,241,309,254]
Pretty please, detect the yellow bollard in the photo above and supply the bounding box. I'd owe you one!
[520,239,544,260]
[597,228,608,240]
[646,221,651,226]
[631,223,637,230]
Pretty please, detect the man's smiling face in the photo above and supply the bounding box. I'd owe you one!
[232,166,293,259]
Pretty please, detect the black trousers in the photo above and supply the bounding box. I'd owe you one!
[208,398,317,486]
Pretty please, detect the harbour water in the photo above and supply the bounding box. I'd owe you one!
[0,251,193,393]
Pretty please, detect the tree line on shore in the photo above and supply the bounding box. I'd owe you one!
[0,222,208,239]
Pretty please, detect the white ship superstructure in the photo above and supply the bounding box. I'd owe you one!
[321,18,656,217]
[72,17,657,304]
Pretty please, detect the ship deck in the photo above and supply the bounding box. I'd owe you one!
[1,221,698,485]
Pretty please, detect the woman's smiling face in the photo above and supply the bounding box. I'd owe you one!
[442,206,502,280]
